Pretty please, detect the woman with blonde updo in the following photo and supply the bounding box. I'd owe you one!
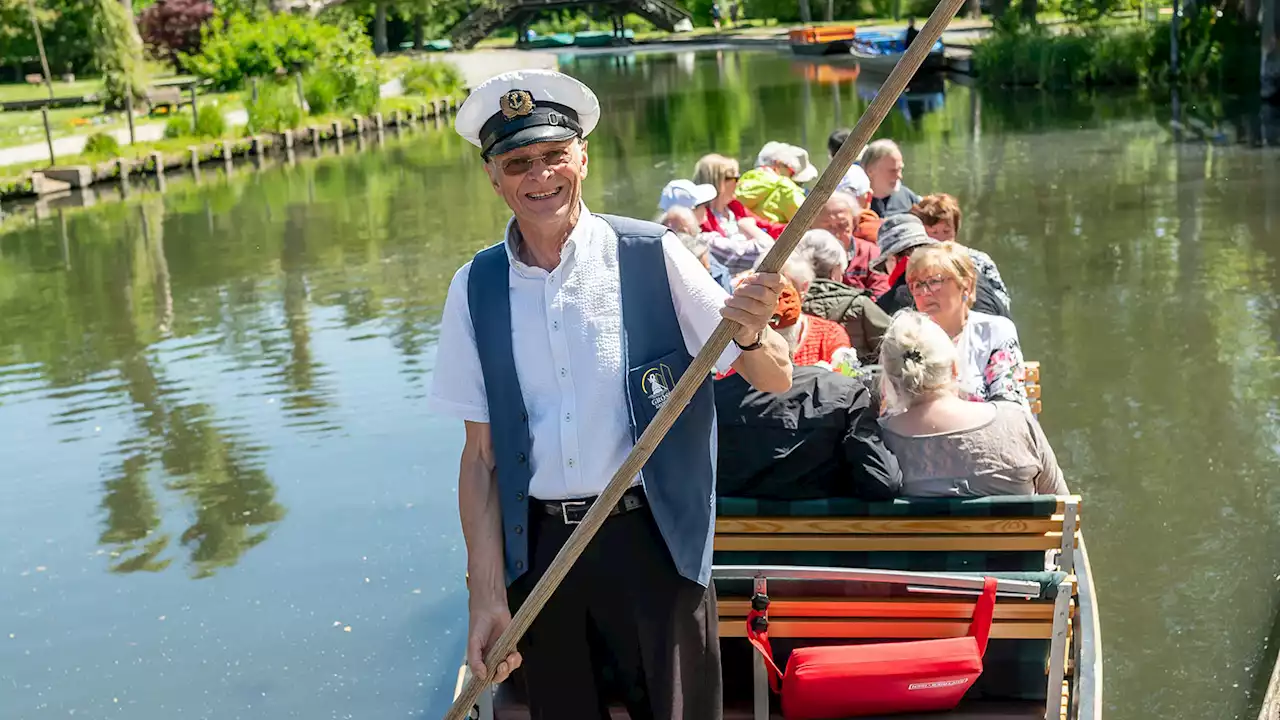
[878,311,1067,497]
[906,243,1027,407]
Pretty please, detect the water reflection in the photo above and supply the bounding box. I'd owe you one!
[0,49,1279,720]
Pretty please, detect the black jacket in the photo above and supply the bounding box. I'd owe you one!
[715,367,902,501]
[876,271,1009,318]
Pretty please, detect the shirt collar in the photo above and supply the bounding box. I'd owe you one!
[503,202,593,277]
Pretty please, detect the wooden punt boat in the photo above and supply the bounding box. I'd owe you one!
[850,30,947,76]
[454,363,1103,719]
[789,26,860,56]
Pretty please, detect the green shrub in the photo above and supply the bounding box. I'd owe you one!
[181,11,376,93]
[401,60,465,99]
[163,114,190,139]
[973,23,1153,89]
[194,105,227,137]
[303,69,343,114]
[82,132,122,159]
[245,81,305,134]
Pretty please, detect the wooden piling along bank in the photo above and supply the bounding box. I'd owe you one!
[1,94,466,202]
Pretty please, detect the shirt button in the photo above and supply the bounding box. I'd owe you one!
[564,413,571,423]
[552,321,559,331]
[567,458,575,468]
[559,368,567,378]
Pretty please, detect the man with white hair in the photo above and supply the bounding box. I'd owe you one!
[796,228,891,363]
[860,138,921,218]
[735,141,817,224]
[434,69,793,718]
[813,191,890,297]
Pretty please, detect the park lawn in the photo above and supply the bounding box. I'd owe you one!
[0,105,127,145]
[0,79,102,103]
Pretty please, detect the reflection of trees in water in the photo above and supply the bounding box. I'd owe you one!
[98,201,285,578]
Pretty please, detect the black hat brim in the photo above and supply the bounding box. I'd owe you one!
[485,125,580,160]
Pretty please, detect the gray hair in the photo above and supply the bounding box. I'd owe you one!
[879,310,958,410]
[828,190,863,212]
[795,229,849,280]
[657,206,699,236]
[783,257,815,292]
[859,138,902,170]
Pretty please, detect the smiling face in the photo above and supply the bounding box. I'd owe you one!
[815,200,856,249]
[866,150,904,198]
[485,138,587,226]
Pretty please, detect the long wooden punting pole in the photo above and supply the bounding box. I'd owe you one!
[444,2,967,716]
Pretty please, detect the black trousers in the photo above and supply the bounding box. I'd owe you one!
[507,503,722,720]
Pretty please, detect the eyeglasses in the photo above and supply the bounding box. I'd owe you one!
[726,175,741,181]
[499,148,573,177]
[908,275,949,295]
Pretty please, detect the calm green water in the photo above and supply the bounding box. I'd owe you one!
[3,48,1280,719]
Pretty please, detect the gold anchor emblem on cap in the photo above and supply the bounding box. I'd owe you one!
[500,89,535,120]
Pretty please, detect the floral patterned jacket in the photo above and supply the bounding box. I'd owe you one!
[955,311,1028,408]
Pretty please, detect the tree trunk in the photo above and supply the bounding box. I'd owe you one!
[967,0,981,19]
[826,0,834,21]
[1020,0,1036,23]
[414,12,425,50]
[1264,0,1279,100]
[799,0,812,23]
[373,2,388,55]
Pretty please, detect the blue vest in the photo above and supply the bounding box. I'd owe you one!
[466,214,717,587]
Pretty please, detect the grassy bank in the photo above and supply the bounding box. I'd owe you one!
[972,10,1261,91]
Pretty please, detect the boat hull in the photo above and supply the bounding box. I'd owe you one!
[852,48,948,75]
[790,40,854,56]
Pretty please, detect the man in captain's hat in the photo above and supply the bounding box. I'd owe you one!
[431,69,793,718]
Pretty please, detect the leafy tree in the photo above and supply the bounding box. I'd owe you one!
[91,0,149,108]
[139,0,214,70]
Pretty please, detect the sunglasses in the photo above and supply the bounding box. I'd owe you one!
[908,275,950,295]
[499,148,573,177]
[726,174,741,181]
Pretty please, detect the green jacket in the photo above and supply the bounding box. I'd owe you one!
[802,278,891,364]
[734,168,806,224]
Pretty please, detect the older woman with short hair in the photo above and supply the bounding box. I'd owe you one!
[878,311,1067,497]
[905,243,1027,407]
[692,153,780,274]
[910,193,1011,309]
[795,229,891,363]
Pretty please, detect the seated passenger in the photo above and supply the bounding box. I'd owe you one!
[778,261,853,367]
[735,141,817,224]
[715,331,902,501]
[907,243,1028,407]
[658,205,700,236]
[795,229,890,364]
[693,153,786,238]
[874,214,1008,318]
[860,138,921,218]
[658,178,717,228]
[676,230,734,293]
[910,193,1012,309]
[814,191,890,297]
[878,311,1067,497]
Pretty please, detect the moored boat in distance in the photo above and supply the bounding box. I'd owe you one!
[788,26,859,56]
[454,363,1102,719]
[850,29,947,75]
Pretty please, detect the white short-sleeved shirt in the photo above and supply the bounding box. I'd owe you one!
[430,205,741,500]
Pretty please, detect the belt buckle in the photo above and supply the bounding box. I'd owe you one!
[561,500,589,525]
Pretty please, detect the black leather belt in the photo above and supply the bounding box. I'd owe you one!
[536,487,647,525]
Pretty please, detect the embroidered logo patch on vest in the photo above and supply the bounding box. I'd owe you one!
[500,89,534,119]
[642,365,675,409]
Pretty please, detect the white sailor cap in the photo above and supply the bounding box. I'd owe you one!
[455,69,601,160]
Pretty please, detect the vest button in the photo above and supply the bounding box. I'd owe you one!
[520,411,528,423]
[514,525,523,535]
[516,492,525,501]
[515,560,524,570]
[517,452,527,464]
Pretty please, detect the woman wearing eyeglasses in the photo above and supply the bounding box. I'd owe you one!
[692,153,783,275]
[905,243,1029,408]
